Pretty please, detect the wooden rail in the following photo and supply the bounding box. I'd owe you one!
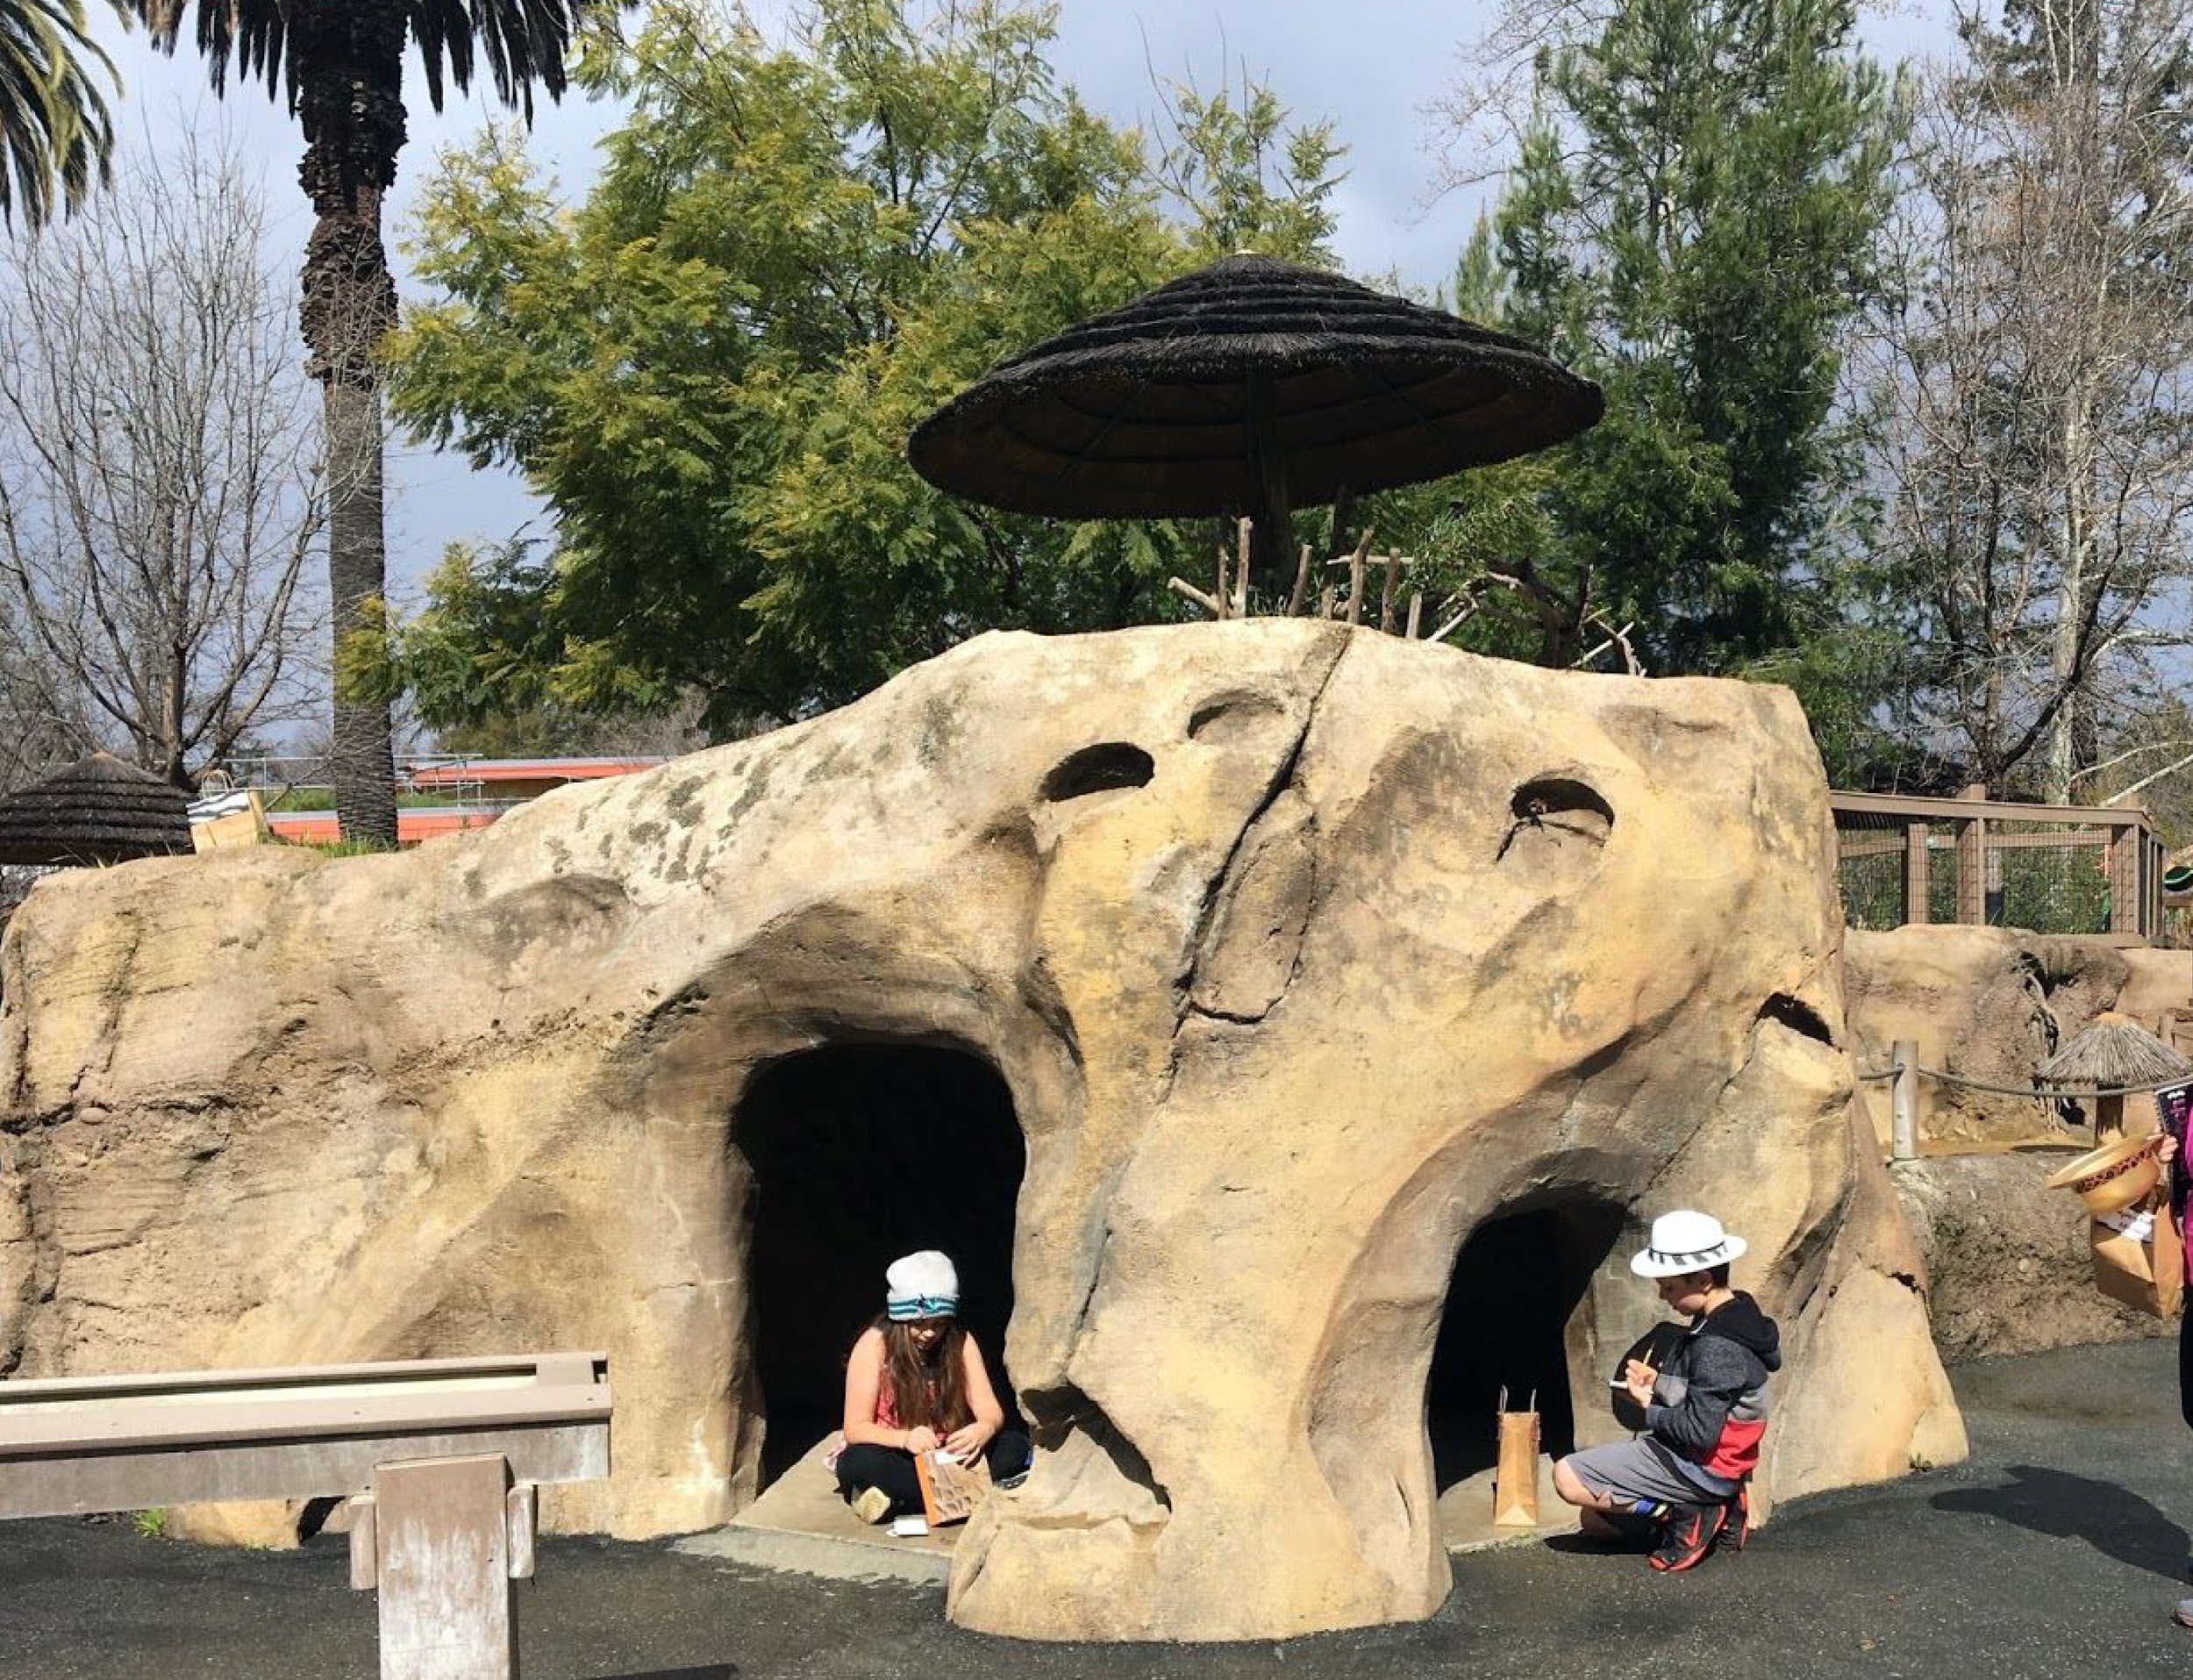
[0,1352,611,1680]
[1831,790,2168,945]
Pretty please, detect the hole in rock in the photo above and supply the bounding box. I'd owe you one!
[1497,776,1614,861]
[1041,743,1155,802]
[1188,690,1284,742]
[1758,991,1836,1046]
[733,1044,1025,1488]
[1426,1198,1625,1490]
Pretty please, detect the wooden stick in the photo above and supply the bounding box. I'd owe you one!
[1405,590,1424,640]
[1426,599,1477,644]
[1287,542,1313,618]
[1379,551,1403,633]
[1342,528,1373,627]
[1168,575,1225,617]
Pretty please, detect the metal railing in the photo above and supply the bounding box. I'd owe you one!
[1832,790,2168,945]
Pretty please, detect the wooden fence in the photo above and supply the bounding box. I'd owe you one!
[1832,790,2168,945]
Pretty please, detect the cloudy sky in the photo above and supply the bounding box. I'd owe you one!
[80,1,1961,598]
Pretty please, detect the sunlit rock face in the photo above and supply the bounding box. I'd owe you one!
[0,621,1961,1641]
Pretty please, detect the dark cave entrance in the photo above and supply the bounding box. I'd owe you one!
[732,1043,1025,1488]
[1425,1198,1626,1490]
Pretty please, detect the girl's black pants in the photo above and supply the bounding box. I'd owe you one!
[836,1429,1032,1515]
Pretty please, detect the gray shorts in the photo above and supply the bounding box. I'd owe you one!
[1563,1436,1732,1506]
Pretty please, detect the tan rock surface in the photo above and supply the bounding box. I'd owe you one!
[1891,1152,2173,1363]
[1844,926,2135,1145]
[0,622,1961,1641]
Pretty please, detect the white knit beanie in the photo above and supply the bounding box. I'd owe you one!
[885,1250,960,1321]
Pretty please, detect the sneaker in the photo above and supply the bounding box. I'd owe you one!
[995,1446,1034,1492]
[1648,1503,1725,1573]
[1720,1480,1752,1555]
[850,1486,893,1526]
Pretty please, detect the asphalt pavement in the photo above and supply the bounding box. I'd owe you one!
[4,1335,2190,1679]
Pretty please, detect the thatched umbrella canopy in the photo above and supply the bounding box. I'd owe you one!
[0,753,192,867]
[2037,1012,2193,1138]
[907,253,1604,590]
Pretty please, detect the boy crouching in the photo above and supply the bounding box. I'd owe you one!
[1552,1210,1780,1572]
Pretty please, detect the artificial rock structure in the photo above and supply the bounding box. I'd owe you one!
[0,622,1962,1641]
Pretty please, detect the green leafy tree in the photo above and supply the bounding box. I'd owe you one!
[388,0,1340,734]
[1445,0,1897,720]
[0,0,118,228]
[125,0,630,843]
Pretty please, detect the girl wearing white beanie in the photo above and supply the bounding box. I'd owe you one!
[833,1250,1032,1522]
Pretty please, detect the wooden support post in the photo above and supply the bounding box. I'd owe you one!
[2110,819,2139,935]
[1246,369,1289,597]
[1955,817,1986,926]
[372,1454,518,1680]
[1904,821,1930,926]
[1287,542,1313,618]
[1891,1040,1918,1162]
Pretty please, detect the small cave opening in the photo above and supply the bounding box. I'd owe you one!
[1425,1197,1626,1491]
[1041,742,1155,802]
[732,1043,1026,1488]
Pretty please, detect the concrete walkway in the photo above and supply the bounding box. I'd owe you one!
[5,1336,2189,1679]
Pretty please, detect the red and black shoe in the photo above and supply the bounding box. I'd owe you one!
[1648,1502,1725,1573]
[1719,1478,1752,1555]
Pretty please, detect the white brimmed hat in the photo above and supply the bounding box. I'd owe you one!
[1630,1210,1747,1278]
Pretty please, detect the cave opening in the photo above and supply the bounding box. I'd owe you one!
[732,1043,1025,1488]
[1425,1198,1626,1491]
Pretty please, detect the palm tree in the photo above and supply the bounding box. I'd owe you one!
[128,1,624,843]
[0,1,118,228]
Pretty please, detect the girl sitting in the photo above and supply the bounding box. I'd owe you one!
[834,1250,1032,1523]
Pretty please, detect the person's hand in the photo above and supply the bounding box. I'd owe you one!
[944,1421,996,1465]
[904,1425,941,1455]
[2160,1133,2179,1168]
[1623,1360,1657,1408]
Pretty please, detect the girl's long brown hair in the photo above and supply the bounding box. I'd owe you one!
[876,1316,971,1433]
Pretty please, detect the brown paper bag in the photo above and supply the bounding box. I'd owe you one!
[1491,1388,1541,1528]
[913,1448,990,1526]
[2091,1193,2184,1319]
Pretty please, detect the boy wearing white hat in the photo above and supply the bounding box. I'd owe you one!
[1550,1210,1782,1572]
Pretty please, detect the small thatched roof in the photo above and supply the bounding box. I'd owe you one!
[2036,1012,2193,1090]
[907,254,1604,518]
[0,753,192,867]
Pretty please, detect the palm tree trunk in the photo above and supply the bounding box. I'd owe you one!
[322,361,396,844]
[297,10,407,848]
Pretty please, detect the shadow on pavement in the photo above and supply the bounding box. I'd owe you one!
[1932,1464,2189,1583]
